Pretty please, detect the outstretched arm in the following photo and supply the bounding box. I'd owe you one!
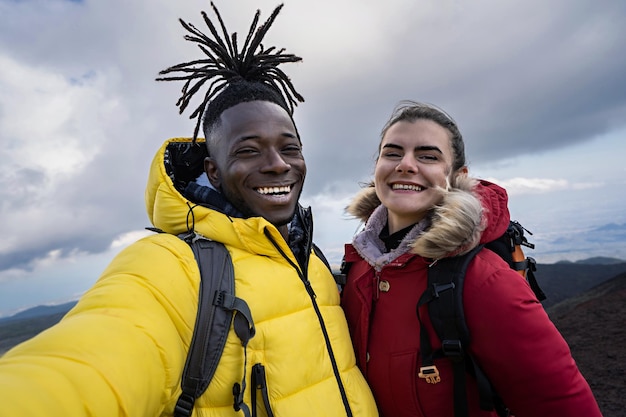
[0,234,199,416]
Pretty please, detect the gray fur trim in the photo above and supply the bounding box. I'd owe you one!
[351,205,429,271]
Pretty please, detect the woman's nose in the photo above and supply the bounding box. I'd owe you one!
[396,155,417,173]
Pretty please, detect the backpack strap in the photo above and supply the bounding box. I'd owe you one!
[174,234,256,417]
[313,243,347,289]
[485,221,546,302]
[418,246,484,417]
[418,246,509,417]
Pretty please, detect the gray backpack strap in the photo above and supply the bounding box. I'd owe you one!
[174,235,255,417]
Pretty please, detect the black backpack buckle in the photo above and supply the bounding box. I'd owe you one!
[441,339,463,358]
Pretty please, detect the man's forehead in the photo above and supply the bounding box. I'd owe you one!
[216,102,296,137]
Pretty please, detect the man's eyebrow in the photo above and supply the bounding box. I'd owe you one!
[235,132,298,142]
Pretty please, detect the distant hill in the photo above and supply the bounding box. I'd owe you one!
[534,261,626,308]
[0,311,69,355]
[548,272,626,416]
[0,301,77,324]
[576,256,626,265]
[555,256,626,265]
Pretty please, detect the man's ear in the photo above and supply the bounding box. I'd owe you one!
[205,157,221,189]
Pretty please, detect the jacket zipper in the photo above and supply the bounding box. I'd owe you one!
[251,363,274,417]
[264,227,353,417]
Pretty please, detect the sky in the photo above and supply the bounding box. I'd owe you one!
[1,0,625,317]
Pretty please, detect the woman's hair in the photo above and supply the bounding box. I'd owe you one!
[379,100,466,172]
[156,2,304,146]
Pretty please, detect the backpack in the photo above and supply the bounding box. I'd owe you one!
[148,229,335,417]
[340,220,546,417]
[174,231,255,417]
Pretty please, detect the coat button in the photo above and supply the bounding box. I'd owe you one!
[366,352,370,362]
[379,280,390,292]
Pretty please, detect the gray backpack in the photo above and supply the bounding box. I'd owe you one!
[174,232,256,417]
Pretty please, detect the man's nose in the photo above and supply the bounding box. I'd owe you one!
[262,149,291,173]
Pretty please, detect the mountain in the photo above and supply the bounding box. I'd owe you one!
[0,311,68,355]
[547,272,626,416]
[535,261,626,308]
[574,256,625,265]
[0,301,78,324]
[554,256,625,265]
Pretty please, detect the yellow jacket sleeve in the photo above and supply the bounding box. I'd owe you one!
[0,233,199,417]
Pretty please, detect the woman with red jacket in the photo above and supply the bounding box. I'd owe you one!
[340,101,602,417]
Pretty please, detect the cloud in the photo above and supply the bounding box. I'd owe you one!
[1,0,626,280]
[110,230,153,250]
[484,177,604,195]
[0,55,105,176]
[0,53,138,271]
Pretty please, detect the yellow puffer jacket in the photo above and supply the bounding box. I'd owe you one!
[0,138,377,417]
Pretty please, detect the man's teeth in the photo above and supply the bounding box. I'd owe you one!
[256,186,291,195]
[392,184,423,191]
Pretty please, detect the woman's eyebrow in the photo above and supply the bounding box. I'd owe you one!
[382,143,442,153]
[415,145,442,153]
[382,143,403,150]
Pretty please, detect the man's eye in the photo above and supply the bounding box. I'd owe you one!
[283,146,302,154]
[235,148,258,156]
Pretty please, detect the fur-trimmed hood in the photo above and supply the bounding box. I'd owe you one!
[346,176,510,266]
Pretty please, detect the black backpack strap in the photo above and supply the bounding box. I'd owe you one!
[332,255,349,289]
[418,245,491,417]
[312,243,347,289]
[525,257,546,301]
[417,221,544,417]
[174,235,255,417]
[485,221,546,302]
[312,243,331,271]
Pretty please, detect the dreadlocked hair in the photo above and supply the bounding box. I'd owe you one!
[156,2,304,143]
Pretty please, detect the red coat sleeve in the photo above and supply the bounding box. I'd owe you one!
[463,249,603,417]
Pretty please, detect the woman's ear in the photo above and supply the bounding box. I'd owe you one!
[448,166,469,189]
[205,157,220,189]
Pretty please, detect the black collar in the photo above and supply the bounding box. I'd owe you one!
[379,223,417,252]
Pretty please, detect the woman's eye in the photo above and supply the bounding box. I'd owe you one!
[383,151,401,158]
[418,153,439,162]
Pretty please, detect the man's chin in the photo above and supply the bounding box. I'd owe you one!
[266,209,297,228]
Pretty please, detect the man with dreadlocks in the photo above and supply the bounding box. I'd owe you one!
[0,3,378,417]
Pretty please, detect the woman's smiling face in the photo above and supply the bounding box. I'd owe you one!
[374,118,455,234]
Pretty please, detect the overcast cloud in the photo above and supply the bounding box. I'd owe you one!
[1,0,625,316]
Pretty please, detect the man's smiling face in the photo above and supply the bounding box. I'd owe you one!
[205,100,306,229]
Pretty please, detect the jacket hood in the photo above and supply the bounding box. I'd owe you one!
[346,176,510,260]
[144,138,296,254]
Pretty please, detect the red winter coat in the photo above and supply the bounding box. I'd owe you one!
[341,178,602,417]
